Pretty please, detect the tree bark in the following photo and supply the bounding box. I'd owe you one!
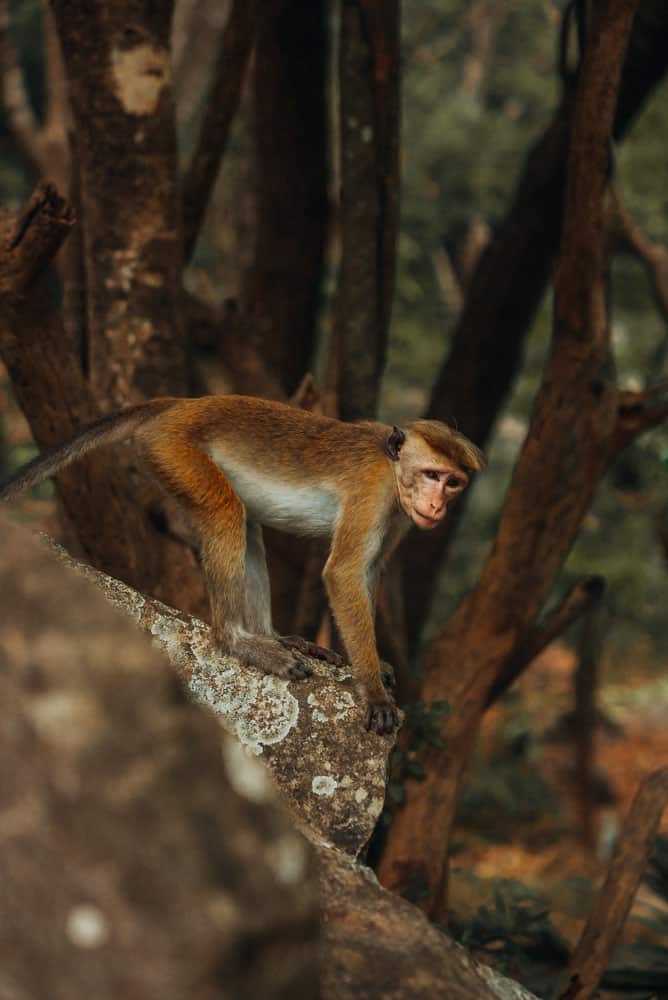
[51,0,190,405]
[378,0,640,920]
[0,186,200,600]
[333,0,400,421]
[241,0,328,397]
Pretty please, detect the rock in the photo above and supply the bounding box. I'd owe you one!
[36,530,540,1000]
[318,845,540,1000]
[49,538,393,856]
[0,518,318,1000]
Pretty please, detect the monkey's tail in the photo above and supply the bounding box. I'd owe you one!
[0,400,173,501]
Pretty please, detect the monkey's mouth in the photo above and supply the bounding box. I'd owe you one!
[412,509,444,529]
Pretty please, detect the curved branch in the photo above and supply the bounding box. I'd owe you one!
[560,766,668,1000]
[0,0,40,169]
[485,576,605,707]
[182,0,261,260]
[614,382,668,447]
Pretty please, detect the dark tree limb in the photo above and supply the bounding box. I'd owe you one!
[241,0,328,397]
[0,0,40,170]
[182,0,262,260]
[485,576,605,707]
[1,183,74,289]
[0,0,71,194]
[559,766,668,1000]
[0,185,203,606]
[333,0,399,421]
[614,382,668,446]
[379,0,639,919]
[402,0,668,648]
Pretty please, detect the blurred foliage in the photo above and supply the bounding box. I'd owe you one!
[603,835,668,998]
[452,878,570,997]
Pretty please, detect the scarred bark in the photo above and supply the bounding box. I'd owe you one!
[0,186,202,602]
[378,0,641,919]
[51,0,190,405]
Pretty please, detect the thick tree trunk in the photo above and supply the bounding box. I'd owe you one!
[241,0,328,397]
[379,0,640,919]
[333,0,400,422]
[51,0,190,405]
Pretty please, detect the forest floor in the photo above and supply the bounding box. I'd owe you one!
[450,641,668,995]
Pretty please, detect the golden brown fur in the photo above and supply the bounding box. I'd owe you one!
[1,394,483,734]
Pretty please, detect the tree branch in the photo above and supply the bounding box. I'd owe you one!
[0,182,74,295]
[559,766,668,1000]
[486,576,605,707]
[0,0,40,169]
[614,381,668,447]
[182,0,261,260]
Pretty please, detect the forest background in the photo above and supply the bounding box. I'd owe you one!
[1,1,668,996]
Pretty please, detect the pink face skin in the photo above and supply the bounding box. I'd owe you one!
[394,434,469,530]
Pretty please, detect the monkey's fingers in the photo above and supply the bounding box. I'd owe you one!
[286,654,313,681]
[280,635,349,668]
[365,700,400,736]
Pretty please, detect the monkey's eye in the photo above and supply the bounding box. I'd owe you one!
[423,470,440,481]
[446,476,464,489]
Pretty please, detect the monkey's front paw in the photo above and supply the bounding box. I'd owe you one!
[280,635,349,668]
[365,696,400,736]
[285,656,313,681]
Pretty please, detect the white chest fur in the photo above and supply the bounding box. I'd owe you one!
[208,448,339,535]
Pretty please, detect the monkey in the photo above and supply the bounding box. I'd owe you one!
[0,395,483,734]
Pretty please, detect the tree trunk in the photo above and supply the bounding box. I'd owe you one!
[241,0,328,397]
[333,0,400,421]
[51,0,190,405]
[402,0,668,648]
[378,0,640,919]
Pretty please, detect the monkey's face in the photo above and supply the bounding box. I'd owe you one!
[395,434,468,530]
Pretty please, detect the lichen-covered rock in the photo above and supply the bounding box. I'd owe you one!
[0,520,318,1000]
[50,540,394,857]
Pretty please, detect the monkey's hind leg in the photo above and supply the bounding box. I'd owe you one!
[280,635,349,669]
[242,523,312,682]
[146,438,310,682]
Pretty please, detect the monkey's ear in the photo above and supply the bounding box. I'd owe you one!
[386,426,406,461]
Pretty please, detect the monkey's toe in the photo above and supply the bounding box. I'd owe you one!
[365,699,400,736]
[286,657,313,681]
[281,636,349,668]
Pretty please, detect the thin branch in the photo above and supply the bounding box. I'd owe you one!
[182,0,261,260]
[0,182,74,296]
[609,186,668,322]
[0,0,40,169]
[614,382,668,448]
[486,576,605,707]
[42,1,69,139]
[559,765,668,1000]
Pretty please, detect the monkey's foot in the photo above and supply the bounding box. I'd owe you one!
[365,695,400,736]
[233,635,313,682]
[280,635,349,669]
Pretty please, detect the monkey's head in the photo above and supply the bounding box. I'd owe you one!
[391,420,484,530]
